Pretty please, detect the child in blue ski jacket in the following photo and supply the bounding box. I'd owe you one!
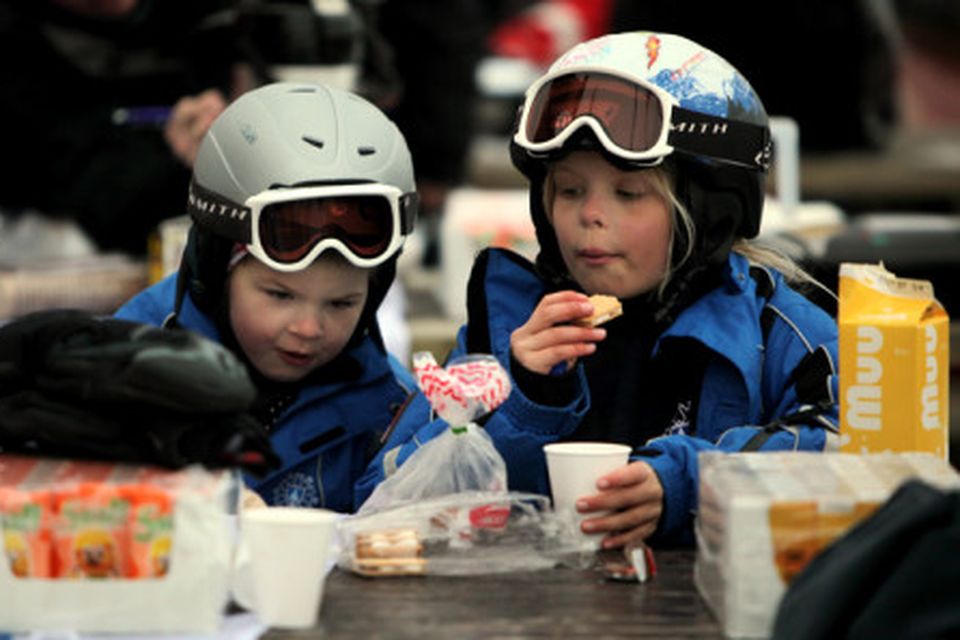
[357,32,839,546]
[117,82,418,512]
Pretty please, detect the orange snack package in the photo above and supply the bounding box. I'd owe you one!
[1,488,55,578]
[123,484,174,579]
[52,483,131,579]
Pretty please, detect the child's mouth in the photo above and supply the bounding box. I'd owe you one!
[578,249,616,266]
[279,350,313,367]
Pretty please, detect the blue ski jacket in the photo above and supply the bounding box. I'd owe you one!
[117,274,415,512]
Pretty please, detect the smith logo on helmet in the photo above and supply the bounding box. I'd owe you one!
[671,121,729,135]
[187,181,248,222]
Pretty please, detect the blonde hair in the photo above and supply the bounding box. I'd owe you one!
[543,161,832,300]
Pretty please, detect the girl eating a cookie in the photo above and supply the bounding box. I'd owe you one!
[358,31,839,548]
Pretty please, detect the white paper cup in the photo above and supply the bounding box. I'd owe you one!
[241,507,339,629]
[543,442,632,549]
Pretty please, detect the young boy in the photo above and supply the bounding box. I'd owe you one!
[117,82,418,512]
[357,32,839,546]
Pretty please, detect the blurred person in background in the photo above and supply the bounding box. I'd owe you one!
[892,0,960,130]
[0,0,249,257]
[0,0,498,270]
[235,0,497,270]
[370,0,493,267]
[607,1,901,153]
[488,0,615,70]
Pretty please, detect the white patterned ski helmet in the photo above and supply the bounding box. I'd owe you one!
[511,31,772,274]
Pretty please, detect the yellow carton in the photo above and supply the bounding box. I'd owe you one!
[839,263,950,459]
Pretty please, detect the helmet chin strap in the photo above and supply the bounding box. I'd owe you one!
[670,157,761,266]
[175,225,234,319]
[652,159,762,326]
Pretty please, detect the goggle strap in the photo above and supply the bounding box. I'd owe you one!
[186,178,252,244]
[668,108,772,171]
[400,192,419,235]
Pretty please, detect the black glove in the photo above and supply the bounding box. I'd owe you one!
[0,309,280,474]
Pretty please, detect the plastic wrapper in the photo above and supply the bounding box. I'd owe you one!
[349,353,591,575]
[694,451,960,639]
[340,491,576,576]
[358,353,512,514]
[411,352,512,426]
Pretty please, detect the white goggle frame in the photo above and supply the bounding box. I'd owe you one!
[513,65,681,165]
[245,183,406,272]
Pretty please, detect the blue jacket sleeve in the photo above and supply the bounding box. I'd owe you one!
[643,305,839,546]
[641,416,834,546]
[113,275,178,326]
[354,326,591,507]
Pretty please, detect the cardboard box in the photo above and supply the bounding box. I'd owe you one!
[439,188,537,322]
[147,214,191,285]
[0,254,147,320]
[694,451,960,639]
[838,263,950,459]
[0,455,234,634]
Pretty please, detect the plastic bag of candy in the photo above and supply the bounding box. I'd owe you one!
[358,352,512,515]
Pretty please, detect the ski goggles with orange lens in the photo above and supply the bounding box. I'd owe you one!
[515,69,772,170]
[188,180,417,271]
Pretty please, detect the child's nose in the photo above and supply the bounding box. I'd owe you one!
[289,310,323,338]
[580,193,607,227]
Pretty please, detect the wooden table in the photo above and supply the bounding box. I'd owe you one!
[265,550,724,639]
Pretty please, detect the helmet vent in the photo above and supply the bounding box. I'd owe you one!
[302,136,325,150]
[358,146,376,156]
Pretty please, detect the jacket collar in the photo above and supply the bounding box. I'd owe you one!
[656,253,767,411]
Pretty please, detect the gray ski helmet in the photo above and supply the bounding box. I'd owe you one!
[510,32,772,279]
[187,81,417,266]
[177,82,416,349]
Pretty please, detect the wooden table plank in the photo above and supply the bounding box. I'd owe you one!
[265,550,724,639]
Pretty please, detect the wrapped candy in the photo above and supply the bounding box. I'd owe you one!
[412,352,512,428]
[357,353,513,518]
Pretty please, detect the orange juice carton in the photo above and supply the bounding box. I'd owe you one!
[0,455,234,634]
[838,263,950,459]
[694,451,960,639]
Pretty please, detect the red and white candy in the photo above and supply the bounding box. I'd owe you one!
[412,352,512,425]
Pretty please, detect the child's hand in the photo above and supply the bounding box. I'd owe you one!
[510,291,607,375]
[241,487,268,511]
[576,461,664,548]
[164,89,227,167]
